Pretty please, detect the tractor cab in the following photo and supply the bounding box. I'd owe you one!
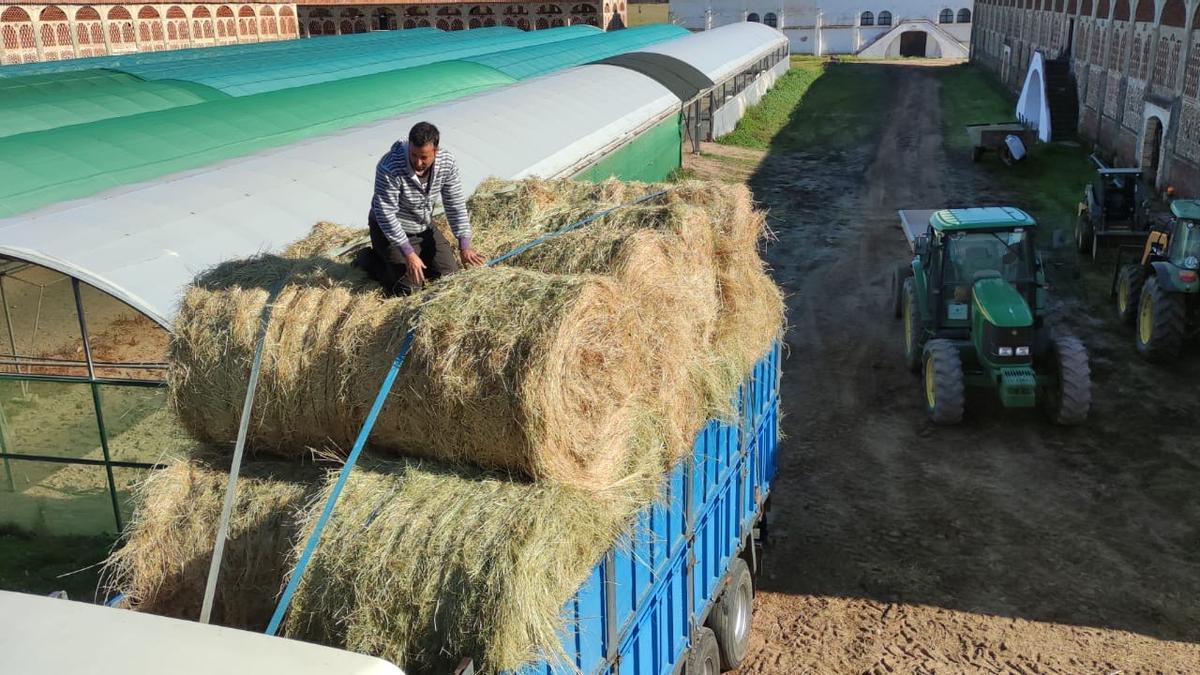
[1095,169,1143,224]
[1157,200,1200,270]
[1076,163,1151,256]
[917,207,1042,336]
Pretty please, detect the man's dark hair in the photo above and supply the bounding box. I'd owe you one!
[409,122,440,148]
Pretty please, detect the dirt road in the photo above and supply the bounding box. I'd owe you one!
[690,62,1200,673]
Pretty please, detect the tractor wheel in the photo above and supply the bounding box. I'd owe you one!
[1042,336,1091,426]
[922,339,965,425]
[1115,265,1145,325]
[902,277,923,373]
[1136,277,1187,361]
[1075,212,1093,255]
[891,264,912,318]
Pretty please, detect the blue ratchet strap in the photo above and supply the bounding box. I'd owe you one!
[265,188,672,635]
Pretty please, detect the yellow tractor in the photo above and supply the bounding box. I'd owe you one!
[1113,199,1200,361]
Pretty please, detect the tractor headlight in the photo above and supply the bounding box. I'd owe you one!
[1185,256,1200,271]
[1015,346,1031,356]
[997,346,1014,356]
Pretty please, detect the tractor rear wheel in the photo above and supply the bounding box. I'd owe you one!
[902,277,923,373]
[1075,212,1093,255]
[922,339,964,425]
[1136,277,1187,361]
[892,265,912,318]
[1115,265,1145,325]
[1042,336,1091,426]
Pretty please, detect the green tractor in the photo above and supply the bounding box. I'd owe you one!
[892,207,1091,425]
[1113,199,1200,361]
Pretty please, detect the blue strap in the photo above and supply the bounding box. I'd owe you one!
[264,188,671,635]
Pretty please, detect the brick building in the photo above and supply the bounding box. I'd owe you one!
[0,1,625,65]
[971,0,1200,194]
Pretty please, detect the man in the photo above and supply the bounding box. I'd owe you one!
[368,121,486,295]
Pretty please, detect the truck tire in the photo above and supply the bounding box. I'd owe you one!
[708,557,753,671]
[902,277,923,373]
[922,339,964,425]
[686,626,721,675]
[892,265,912,318]
[1075,212,1093,255]
[1115,265,1145,325]
[1042,336,1091,426]
[1136,277,1187,361]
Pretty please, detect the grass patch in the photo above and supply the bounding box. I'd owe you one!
[626,3,668,26]
[719,59,892,153]
[0,526,114,600]
[935,64,1094,244]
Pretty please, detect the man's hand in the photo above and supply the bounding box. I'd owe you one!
[460,247,486,267]
[405,252,427,288]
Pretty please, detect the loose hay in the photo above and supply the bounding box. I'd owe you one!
[171,262,652,490]
[102,457,321,630]
[283,438,668,674]
[282,221,369,259]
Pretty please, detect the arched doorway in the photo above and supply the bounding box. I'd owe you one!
[900,31,928,56]
[1141,116,1165,187]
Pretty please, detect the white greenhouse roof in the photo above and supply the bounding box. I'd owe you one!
[638,22,788,83]
[0,64,678,328]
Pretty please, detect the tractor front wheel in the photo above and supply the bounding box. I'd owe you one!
[1115,265,1145,325]
[902,277,923,373]
[922,339,964,425]
[1136,277,1187,361]
[1075,212,1093,255]
[1042,336,1091,426]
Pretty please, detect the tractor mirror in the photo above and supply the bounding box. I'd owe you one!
[915,235,930,256]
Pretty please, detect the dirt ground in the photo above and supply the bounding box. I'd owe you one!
[687,62,1200,673]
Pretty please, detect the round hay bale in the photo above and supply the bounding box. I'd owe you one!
[283,443,666,674]
[102,458,321,630]
[170,263,651,490]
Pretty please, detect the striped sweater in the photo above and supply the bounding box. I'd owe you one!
[370,140,472,256]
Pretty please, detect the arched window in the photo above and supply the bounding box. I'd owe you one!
[764,12,777,27]
[957,7,971,22]
[861,10,874,25]
[878,11,892,25]
[747,12,760,22]
[939,8,954,22]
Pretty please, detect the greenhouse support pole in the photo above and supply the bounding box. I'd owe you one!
[0,405,14,492]
[0,276,29,399]
[72,279,122,532]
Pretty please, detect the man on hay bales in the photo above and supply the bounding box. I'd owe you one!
[367,121,486,294]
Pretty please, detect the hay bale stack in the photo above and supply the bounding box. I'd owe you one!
[283,442,666,674]
[102,458,321,630]
[282,221,369,258]
[170,261,651,490]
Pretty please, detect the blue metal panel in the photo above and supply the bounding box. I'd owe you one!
[511,342,781,675]
[615,552,690,675]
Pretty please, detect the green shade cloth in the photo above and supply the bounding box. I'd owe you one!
[575,113,683,183]
[0,70,228,137]
[0,61,516,218]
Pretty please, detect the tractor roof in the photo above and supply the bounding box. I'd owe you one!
[1098,168,1143,175]
[929,207,1036,232]
[1169,199,1200,220]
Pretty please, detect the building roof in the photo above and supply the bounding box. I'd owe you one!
[635,22,787,83]
[0,63,680,327]
[930,207,1037,231]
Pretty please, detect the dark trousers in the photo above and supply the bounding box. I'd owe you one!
[367,213,461,296]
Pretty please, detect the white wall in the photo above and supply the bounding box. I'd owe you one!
[669,0,974,54]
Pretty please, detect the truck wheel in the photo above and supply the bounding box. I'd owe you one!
[891,264,912,318]
[686,626,721,675]
[1075,213,1093,254]
[922,339,964,424]
[902,277,923,373]
[1136,277,1187,361]
[708,558,753,671]
[1115,265,1145,325]
[1042,336,1091,426]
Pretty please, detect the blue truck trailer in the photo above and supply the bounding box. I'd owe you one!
[507,341,782,675]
